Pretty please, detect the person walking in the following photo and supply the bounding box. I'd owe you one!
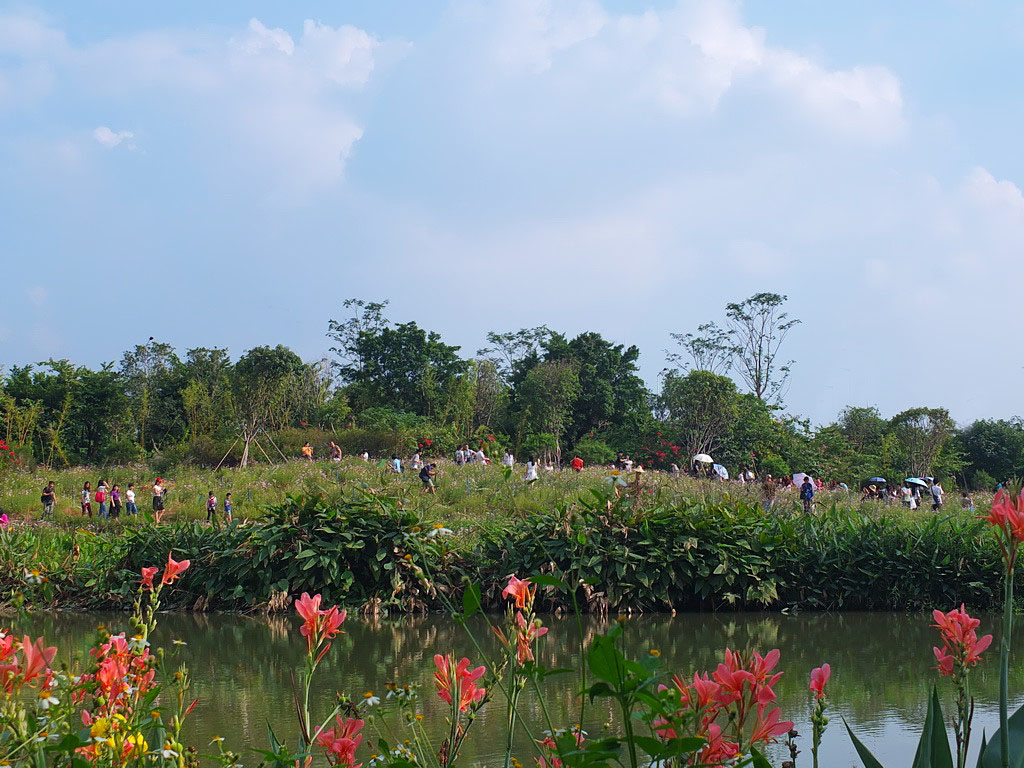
[224,492,233,523]
[95,479,109,520]
[799,475,815,514]
[762,474,777,511]
[81,481,92,517]
[125,483,138,516]
[419,463,437,494]
[411,451,423,470]
[152,478,167,516]
[301,442,314,463]
[41,481,56,519]
[207,490,218,523]
[930,480,944,511]
[525,458,539,482]
[109,484,122,518]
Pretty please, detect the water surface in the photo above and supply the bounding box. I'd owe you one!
[21,611,1024,767]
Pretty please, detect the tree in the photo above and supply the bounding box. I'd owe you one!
[513,360,580,461]
[231,345,306,466]
[887,407,958,478]
[326,299,390,374]
[328,304,467,415]
[667,322,735,375]
[119,340,185,451]
[478,326,552,384]
[542,332,650,445]
[657,370,738,461]
[837,406,887,455]
[724,293,800,403]
[958,419,1024,485]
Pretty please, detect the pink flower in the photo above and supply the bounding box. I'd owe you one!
[295,592,347,657]
[316,716,363,768]
[433,653,487,711]
[140,567,158,590]
[160,553,191,585]
[749,705,795,745]
[0,513,8,528]
[514,612,548,664]
[932,605,992,676]
[809,664,831,699]
[502,576,535,610]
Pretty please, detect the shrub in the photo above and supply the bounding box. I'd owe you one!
[572,437,616,467]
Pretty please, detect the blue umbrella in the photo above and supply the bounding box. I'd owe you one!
[868,477,886,484]
[905,477,928,487]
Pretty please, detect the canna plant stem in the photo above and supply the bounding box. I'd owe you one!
[1000,564,1013,768]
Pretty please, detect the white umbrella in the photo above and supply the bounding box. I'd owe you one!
[793,473,812,487]
[693,454,714,463]
[712,464,729,480]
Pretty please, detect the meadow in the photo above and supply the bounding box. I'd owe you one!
[0,460,1006,615]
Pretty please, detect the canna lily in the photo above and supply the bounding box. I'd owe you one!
[514,612,549,664]
[316,716,363,768]
[140,567,158,590]
[295,592,347,656]
[161,553,191,585]
[809,664,831,698]
[932,605,992,676]
[748,705,795,745]
[19,636,57,686]
[503,575,536,610]
[433,653,487,711]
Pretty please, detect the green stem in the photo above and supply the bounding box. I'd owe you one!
[1000,563,1013,768]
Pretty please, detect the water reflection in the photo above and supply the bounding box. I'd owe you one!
[21,612,1024,767]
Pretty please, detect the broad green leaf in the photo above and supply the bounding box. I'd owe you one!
[529,573,568,589]
[846,717,887,768]
[980,702,1024,768]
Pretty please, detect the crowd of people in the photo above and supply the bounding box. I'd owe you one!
[38,477,234,523]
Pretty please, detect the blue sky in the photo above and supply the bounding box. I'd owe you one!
[2,0,1023,425]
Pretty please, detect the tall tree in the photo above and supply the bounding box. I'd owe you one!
[667,322,735,375]
[725,293,800,403]
[958,419,1024,485]
[542,331,650,445]
[478,326,552,383]
[231,345,306,466]
[887,407,958,478]
[513,359,580,461]
[658,370,738,461]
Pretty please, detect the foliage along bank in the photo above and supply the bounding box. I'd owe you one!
[0,489,1011,615]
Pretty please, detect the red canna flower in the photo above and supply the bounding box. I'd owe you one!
[749,705,794,745]
[433,653,486,711]
[932,605,992,676]
[19,636,57,687]
[161,553,191,585]
[316,716,363,768]
[295,592,347,658]
[502,575,536,610]
[140,567,158,590]
[809,664,831,698]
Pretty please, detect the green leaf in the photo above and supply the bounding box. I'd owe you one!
[462,582,481,617]
[749,746,774,768]
[587,634,624,685]
[529,573,568,589]
[911,687,953,768]
[980,701,1024,768]
[845,717,886,768]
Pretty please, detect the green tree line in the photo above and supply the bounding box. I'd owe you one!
[1,295,1019,489]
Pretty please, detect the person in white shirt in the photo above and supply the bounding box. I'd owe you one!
[455,448,465,466]
[930,481,944,510]
[125,484,138,515]
[502,450,515,467]
[475,448,487,464]
[411,452,423,470]
[525,459,539,482]
[900,484,915,509]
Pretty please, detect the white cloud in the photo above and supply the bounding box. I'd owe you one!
[92,126,134,149]
[452,0,904,140]
[0,14,402,192]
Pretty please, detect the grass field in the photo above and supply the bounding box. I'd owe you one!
[0,459,976,531]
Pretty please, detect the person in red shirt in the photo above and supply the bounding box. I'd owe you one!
[570,456,584,472]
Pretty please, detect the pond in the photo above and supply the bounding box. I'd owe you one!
[21,611,1024,766]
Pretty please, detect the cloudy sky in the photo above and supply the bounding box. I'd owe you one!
[2,0,1022,425]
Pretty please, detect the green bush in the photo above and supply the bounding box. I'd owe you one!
[572,437,616,467]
